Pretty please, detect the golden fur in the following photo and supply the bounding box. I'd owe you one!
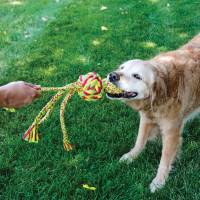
[108,33,200,192]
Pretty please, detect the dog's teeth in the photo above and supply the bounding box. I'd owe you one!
[107,91,137,99]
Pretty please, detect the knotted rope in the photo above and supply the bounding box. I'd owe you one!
[23,72,122,151]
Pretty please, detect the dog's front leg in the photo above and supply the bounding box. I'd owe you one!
[120,112,158,164]
[150,122,183,193]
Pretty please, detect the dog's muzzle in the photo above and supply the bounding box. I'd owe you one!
[107,72,138,99]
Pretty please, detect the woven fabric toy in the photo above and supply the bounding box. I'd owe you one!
[23,72,122,151]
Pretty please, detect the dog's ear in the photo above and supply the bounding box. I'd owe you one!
[150,68,167,112]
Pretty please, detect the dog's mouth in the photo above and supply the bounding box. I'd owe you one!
[107,91,138,99]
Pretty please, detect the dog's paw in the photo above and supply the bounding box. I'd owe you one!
[119,153,133,164]
[150,176,166,193]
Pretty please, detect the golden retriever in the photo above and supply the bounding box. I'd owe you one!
[107,33,200,192]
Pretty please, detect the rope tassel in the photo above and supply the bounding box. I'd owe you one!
[23,126,41,143]
[23,72,122,151]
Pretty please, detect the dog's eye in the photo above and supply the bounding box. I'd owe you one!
[133,74,142,80]
[120,66,125,70]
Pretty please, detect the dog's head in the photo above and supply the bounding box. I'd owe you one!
[107,59,156,102]
[107,60,166,109]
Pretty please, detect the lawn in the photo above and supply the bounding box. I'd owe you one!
[0,0,200,199]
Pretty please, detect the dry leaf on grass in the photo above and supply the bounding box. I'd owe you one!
[42,17,47,21]
[101,26,108,31]
[100,6,107,10]
[83,184,96,190]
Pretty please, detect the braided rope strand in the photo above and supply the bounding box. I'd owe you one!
[23,91,65,142]
[60,91,75,151]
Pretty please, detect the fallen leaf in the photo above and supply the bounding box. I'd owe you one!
[92,40,100,45]
[83,184,96,190]
[42,17,47,21]
[4,108,16,112]
[101,26,108,31]
[9,1,22,5]
[100,6,107,10]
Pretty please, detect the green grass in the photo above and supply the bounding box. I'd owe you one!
[0,0,200,199]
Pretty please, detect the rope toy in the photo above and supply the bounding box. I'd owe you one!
[23,72,122,151]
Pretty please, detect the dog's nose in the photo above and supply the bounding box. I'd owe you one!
[109,72,120,82]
